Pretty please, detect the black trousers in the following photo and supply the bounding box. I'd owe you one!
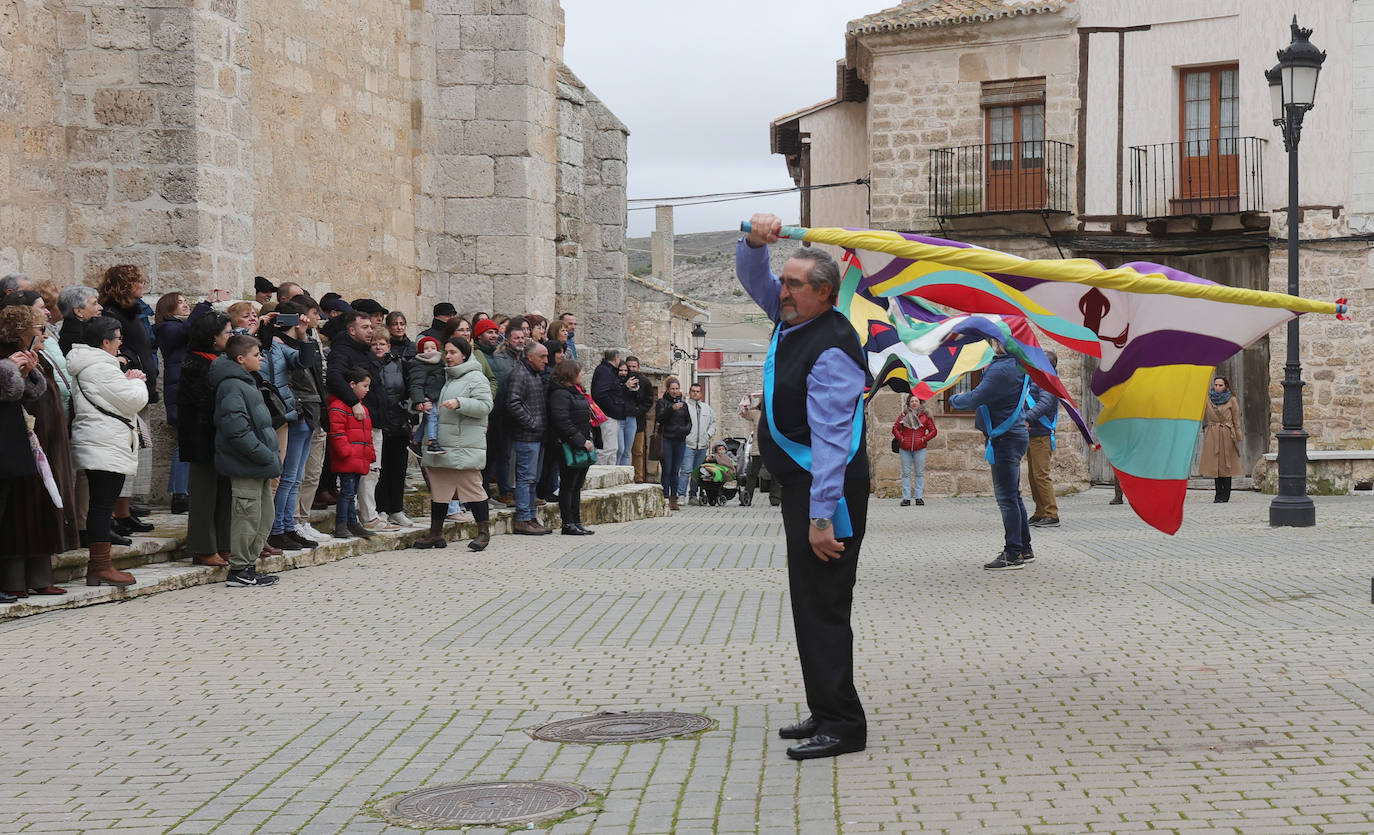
[86,470,126,544]
[557,461,588,525]
[780,476,868,742]
[376,434,409,514]
[1214,477,1232,502]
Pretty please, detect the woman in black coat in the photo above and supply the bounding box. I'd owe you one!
[177,311,234,566]
[547,359,595,535]
[654,377,692,510]
[153,293,192,512]
[0,313,48,603]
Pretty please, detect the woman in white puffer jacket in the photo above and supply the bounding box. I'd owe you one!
[67,316,148,587]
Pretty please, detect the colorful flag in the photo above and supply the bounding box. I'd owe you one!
[749,222,1348,534]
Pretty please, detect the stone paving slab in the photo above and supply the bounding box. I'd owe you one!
[1,489,1372,833]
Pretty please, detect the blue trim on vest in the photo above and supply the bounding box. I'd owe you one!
[1024,389,1059,451]
[762,317,864,539]
[977,374,1031,465]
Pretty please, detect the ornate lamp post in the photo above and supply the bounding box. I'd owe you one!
[1265,16,1324,528]
[672,322,708,384]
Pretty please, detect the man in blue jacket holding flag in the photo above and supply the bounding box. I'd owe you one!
[950,344,1033,570]
[738,212,870,761]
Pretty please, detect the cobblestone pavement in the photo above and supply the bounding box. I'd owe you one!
[3,489,1373,834]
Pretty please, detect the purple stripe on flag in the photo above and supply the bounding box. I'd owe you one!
[1091,330,1243,393]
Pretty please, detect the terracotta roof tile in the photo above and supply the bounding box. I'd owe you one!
[848,0,1073,34]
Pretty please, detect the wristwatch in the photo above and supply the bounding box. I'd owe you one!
[809,517,831,531]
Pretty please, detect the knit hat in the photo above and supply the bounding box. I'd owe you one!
[433,302,457,317]
[254,275,277,295]
[351,298,388,316]
[473,318,498,338]
[417,335,441,353]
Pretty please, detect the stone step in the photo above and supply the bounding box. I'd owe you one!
[2,481,665,623]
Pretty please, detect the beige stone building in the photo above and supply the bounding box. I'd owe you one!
[773,0,1374,496]
[0,0,631,350]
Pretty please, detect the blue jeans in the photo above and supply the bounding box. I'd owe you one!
[336,472,361,528]
[660,439,686,498]
[899,447,927,500]
[424,407,439,443]
[273,420,313,534]
[990,432,1031,553]
[167,440,190,495]
[616,416,636,466]
[513,440,543,521]
[679,446,709,497]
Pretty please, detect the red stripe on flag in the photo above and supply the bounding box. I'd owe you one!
[1114,468,1186,535]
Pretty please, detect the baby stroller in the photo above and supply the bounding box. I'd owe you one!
[697,440,744,506]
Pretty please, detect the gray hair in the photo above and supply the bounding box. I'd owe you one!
[602,348,620,364]
[58,285,99,317]
[788,248,841,301]
[0,274,29,295]
[523,340,547,359]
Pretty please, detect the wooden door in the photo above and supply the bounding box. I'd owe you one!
[986,103,1047,211]
[1176,66,1240,214]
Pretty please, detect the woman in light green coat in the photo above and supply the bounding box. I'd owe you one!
[413,337,495,551]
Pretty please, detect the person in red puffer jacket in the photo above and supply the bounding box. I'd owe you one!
[891,394,938,506]
[327,367,377,540]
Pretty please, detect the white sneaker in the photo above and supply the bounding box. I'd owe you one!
[363,517,399,532]
[388,512,418,527]
[298,523,331,542]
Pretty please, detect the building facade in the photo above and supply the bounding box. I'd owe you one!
[0,0,630,350]
[774,0,1374,496]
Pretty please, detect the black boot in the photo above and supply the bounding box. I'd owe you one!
[1218,477,1232,503]
[412,502,448,549]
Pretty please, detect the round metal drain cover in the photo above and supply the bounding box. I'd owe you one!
[532,711,714,743]
[383,781,588,827]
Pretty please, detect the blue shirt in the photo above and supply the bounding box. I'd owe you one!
[736,239,866,520]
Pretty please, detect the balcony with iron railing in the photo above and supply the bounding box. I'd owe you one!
[929,139,1073,219]
[1128,136,1266,219]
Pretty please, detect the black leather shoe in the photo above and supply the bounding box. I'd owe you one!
[112,515,154,535]
[785,734,865,761]
[778,717,818,740]
[109,530,132,547]
[573,523,595,535]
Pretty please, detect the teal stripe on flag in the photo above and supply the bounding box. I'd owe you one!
[1097,417,1200,480]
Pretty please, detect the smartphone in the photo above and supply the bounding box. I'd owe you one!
[276,313,300,327]
[28,334,40,352]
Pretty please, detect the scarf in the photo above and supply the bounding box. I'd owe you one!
[1209,390,1232,406]
[900,404,924,430]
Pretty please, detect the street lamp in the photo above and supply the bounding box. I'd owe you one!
[1266,16,1324,528]
[671,322,708,383]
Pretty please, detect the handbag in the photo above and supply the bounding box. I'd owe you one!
[561,441,595,469]
[891,437,901,453]
[257,379,289,429]
[648,431,663,461]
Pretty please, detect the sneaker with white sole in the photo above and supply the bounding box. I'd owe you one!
[446,511,474,523]
[297,523,331,542]
[387,512,417,527]
[362,517,399,532]
[227,567,280,588]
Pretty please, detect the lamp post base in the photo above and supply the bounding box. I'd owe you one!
[1269,493,1316,527]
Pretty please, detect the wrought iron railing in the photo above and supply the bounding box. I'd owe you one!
[1128,136,1266,218]
[929,139,1074,218]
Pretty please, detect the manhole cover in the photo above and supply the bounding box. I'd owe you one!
[382,781,588,827]
[531,711,714,743]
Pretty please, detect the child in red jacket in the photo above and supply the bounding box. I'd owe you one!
[328,367,377,539]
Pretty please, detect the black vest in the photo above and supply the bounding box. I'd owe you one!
[758,308,870,486]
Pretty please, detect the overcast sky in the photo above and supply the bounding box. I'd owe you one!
[561,0,886,238]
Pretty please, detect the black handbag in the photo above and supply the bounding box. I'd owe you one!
[891,437,901,453]
[256,378,289,428]
[648,431,663,461]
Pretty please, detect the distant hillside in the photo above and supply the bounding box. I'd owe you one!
[627,229,811,305]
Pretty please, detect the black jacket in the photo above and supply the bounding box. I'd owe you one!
[655,394,692,441]
[374,351,412,438]
[176,350,219,465]
[58,314,87,356]
[325,334,384,418]
[104,300,159,403]
[548,382,592,450]
[627,371,655,419]
[590,360,627,420]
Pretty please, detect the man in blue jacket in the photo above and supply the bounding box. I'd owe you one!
[949,345,1033,570]
[1024,351,1061,528]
